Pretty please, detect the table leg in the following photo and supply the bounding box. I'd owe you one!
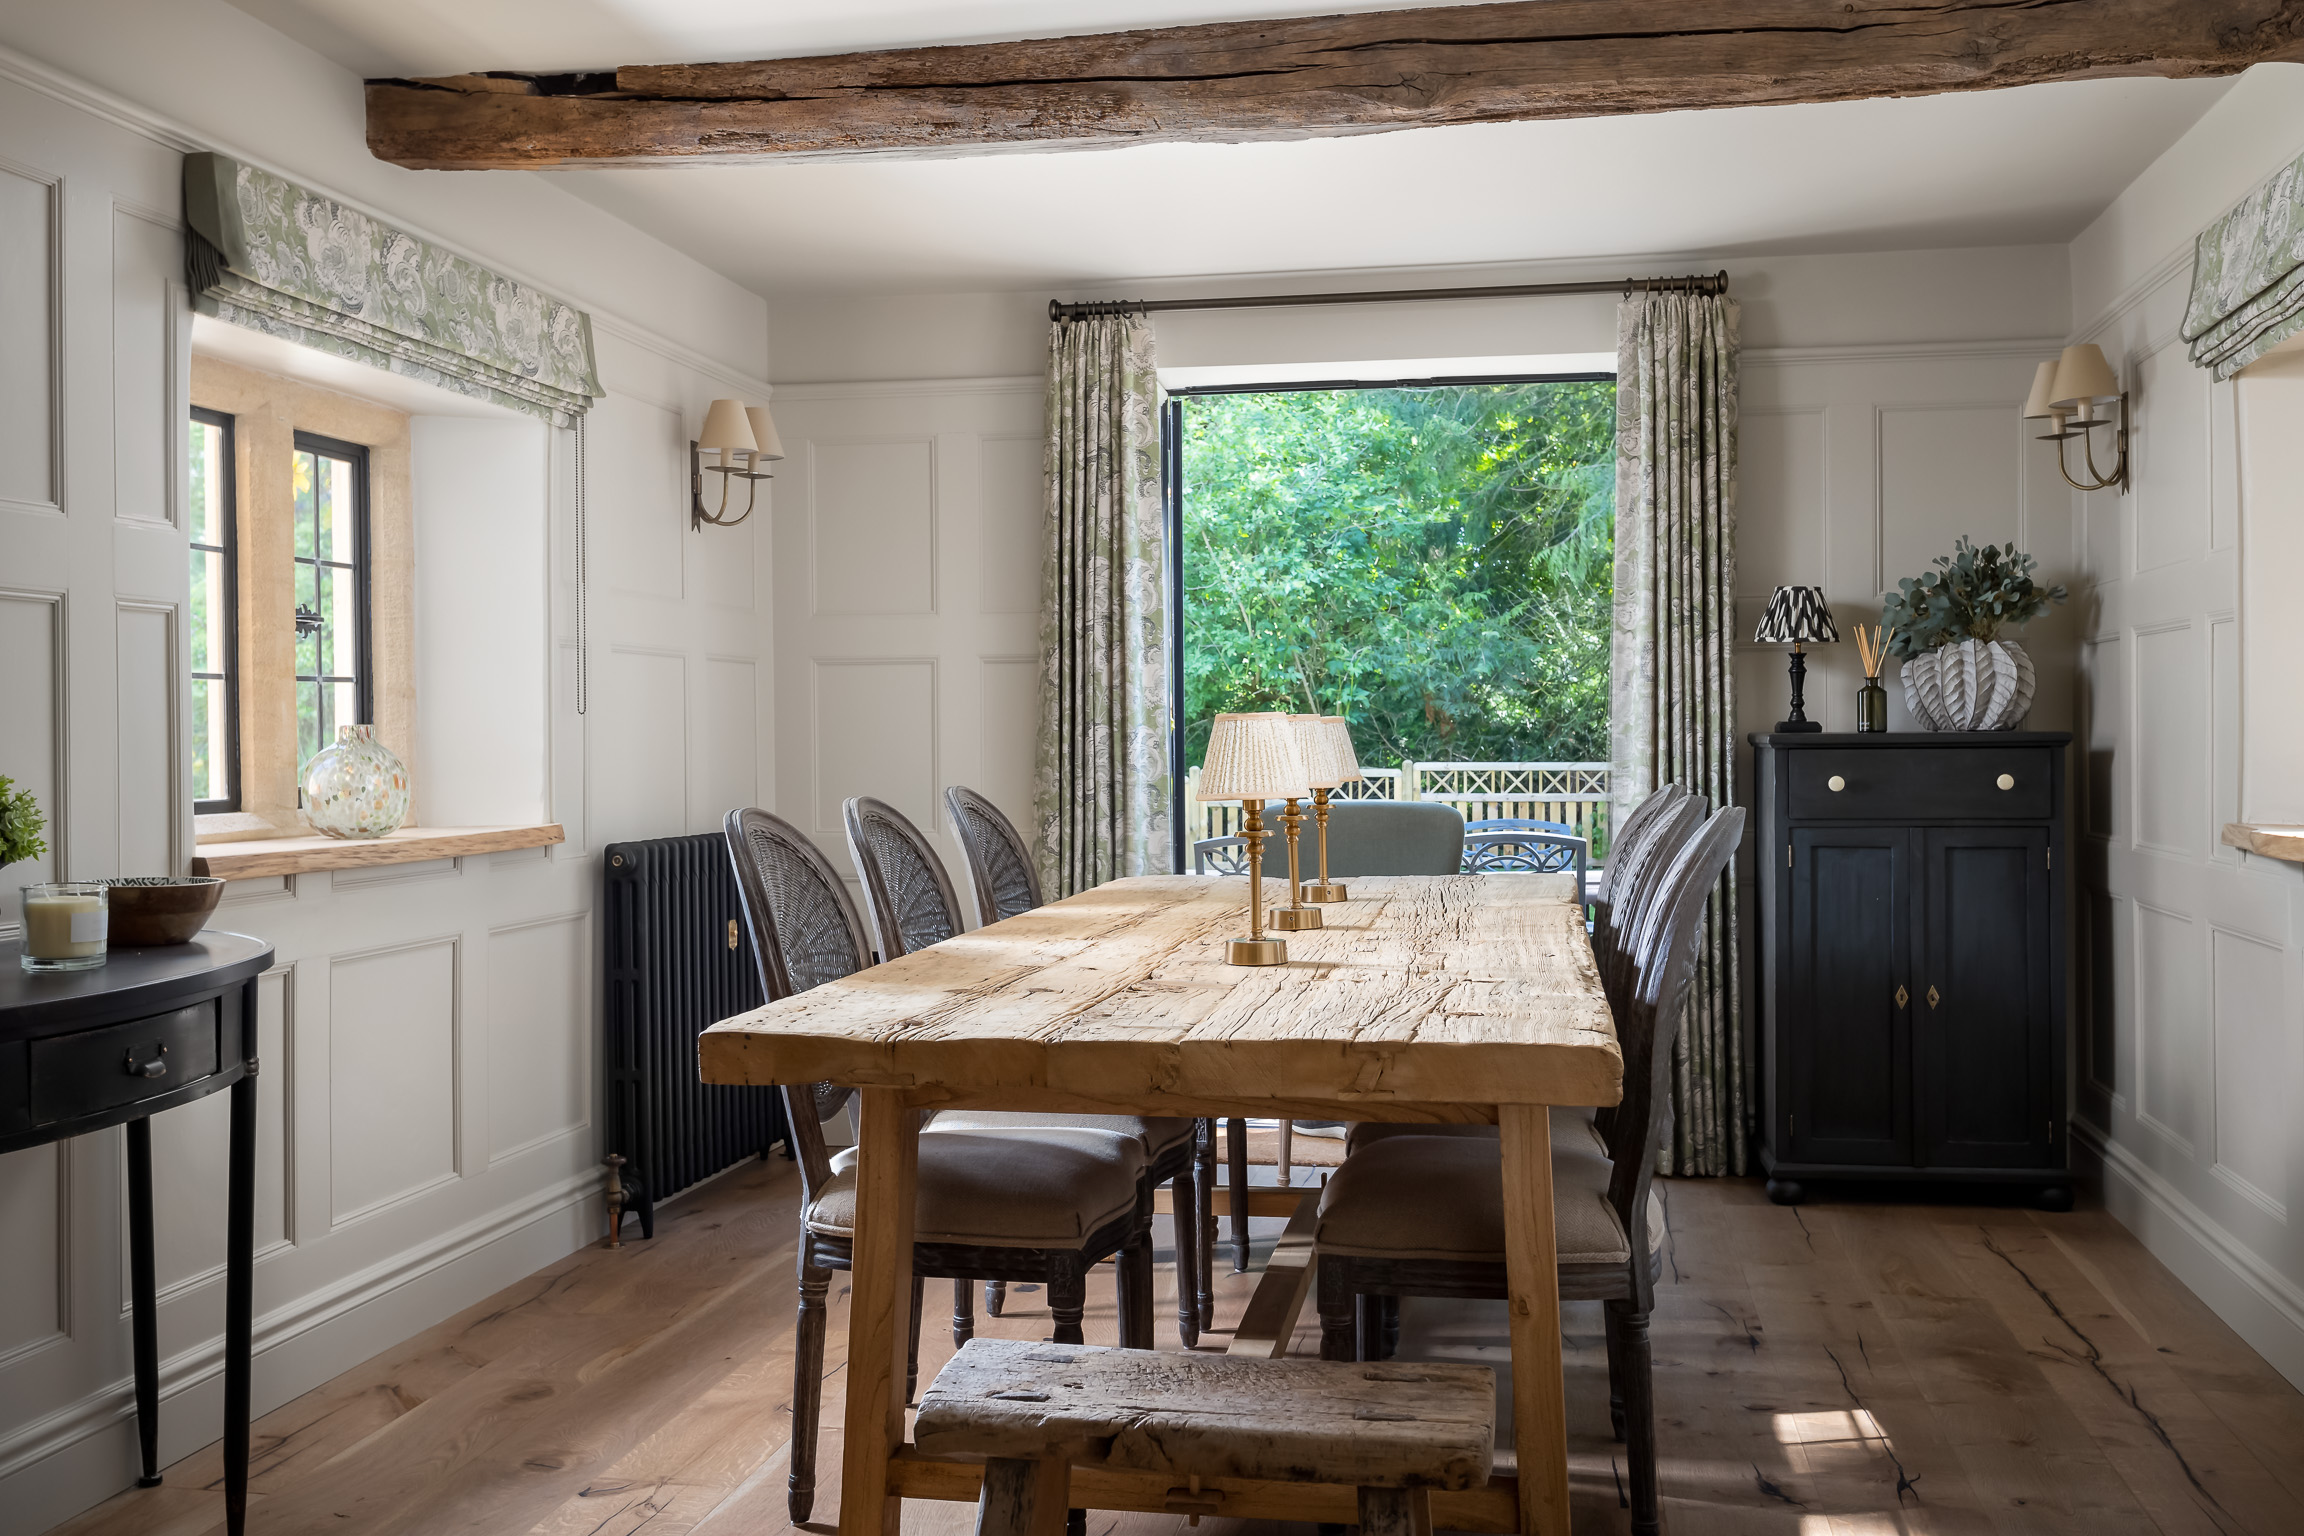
[124,1117,160,1487]
[1226,1117,1249,1272]
[839,1088,919,1536]
[224,1063,257,1536]
[1499,1105,1569,1536]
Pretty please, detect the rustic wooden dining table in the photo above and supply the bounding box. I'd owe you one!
[697,871,1620,1536]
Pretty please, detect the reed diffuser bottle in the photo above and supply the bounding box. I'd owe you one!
[1855,623,1888,732]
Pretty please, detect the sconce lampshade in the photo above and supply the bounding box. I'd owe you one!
[1200,712,1310,803]
[2050,344,2121,409]
[745,405,786,462]
[1753,585,1839,645]
[699,398,757,467]
[2021,360,2068,421]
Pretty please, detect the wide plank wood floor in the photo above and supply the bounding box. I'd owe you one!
[49,1157,2304,1536]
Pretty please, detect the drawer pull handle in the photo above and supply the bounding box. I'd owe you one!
[1997,773,2015,790]
[1827,775,1847,792]
[124,1045,169,1080]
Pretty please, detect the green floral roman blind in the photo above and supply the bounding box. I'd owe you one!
[183,153,601,425]
[2183,146,2304,381]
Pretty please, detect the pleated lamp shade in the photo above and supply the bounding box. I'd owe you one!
[1753,585,1839,645]
[1200,712,1311,802]
[1291,714,1362,789]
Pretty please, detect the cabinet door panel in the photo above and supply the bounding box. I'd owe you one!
[1918,827,2054,1167]
[1785,829,1911,1166]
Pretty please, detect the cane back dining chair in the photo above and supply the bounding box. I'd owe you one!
[852,794,1209,1347]
[1312,804,1746,1536]
[943,784,1043,928]
[1591,783,1690,941]
[726,806,1158,1524]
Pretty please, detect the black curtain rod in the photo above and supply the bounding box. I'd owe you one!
[1047,270,1727,322]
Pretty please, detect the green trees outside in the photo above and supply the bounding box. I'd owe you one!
[1181,381,1616,771]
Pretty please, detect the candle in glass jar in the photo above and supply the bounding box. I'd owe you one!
[20,883,107,971]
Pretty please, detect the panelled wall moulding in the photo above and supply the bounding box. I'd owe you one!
[0,156,62,516]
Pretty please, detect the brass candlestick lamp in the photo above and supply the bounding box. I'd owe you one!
[1298,714,1361,905]
[1198,712,1312,966]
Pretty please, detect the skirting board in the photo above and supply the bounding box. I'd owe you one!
[0,1166,601,1516]
[2072,1119,2304,1391]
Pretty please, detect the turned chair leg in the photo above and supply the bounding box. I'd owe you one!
[953,1276,976,1348]
[907,1274,926,1404]
[975,1455,1069,1536]
[985,1279,1007,1316]
[1358,1292,1386,1364]
[1226,1116,1250,1271]
[1047,1257,1087,1346]
[1116,1225,1155,1348]
[1170,1167,1200,1347]
[1316,1255,1357,1362]
[1275,1118,1294,1187]
[1194,1119,1217,1328]
[788,1262,831,1523]
[1381,1294,1401,1360]
[1621,1306,1658,1536]
[1603,1297,1629,1442]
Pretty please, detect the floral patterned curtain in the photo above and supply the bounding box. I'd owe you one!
[1610,289,1745,1177]
[2183,145,2304,380]
[183,153,600,426]
[1032,312,1171,896]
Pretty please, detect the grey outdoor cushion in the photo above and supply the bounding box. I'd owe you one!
[1315,1132,1661,1266]
[807,1129,1144,1248]
[1256,799,1465,878]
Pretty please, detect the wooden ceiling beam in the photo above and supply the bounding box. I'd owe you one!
[366,0,2304,169]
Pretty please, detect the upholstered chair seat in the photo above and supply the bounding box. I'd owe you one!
[925,1110,1195,1157]
[807,1129,1145,1248]
[1315,1134,1663,1269]
[1343,1111,1605,1157]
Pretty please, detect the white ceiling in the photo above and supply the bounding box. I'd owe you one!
[229,0,2235,300]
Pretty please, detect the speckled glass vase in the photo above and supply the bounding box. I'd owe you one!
[301,724,410,839]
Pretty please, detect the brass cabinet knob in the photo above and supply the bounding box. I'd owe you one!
[1827,775,1847,792]
[1997,773,2015,790]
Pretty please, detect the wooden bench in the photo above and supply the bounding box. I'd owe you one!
[913,1338,1495,1536]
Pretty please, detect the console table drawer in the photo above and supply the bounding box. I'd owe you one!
[30,1001,220,1125]
[1790,747,2053,821]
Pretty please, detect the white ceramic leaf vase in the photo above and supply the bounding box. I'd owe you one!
[301,724,411,838]
[1899,639,2034,731]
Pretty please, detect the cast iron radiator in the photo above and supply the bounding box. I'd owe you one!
[602,832,786,1240]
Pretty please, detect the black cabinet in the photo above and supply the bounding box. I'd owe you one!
[1754,733,2070,1207]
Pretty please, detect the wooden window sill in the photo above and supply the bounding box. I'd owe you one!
[2221,823,2304,864]
[192,824,565,880]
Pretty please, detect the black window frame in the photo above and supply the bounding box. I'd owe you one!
[189,405,242,815]
[291,430,374,779]
[1162,368,1618,871]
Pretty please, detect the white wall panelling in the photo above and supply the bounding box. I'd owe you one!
[0,35,773,1531]
[773,383,1043,898]
[2067,70,2304,1387]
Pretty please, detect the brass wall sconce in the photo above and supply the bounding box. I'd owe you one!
[2023,344,2128,493]
[691,397,785,529]
[1198,712,1311,966]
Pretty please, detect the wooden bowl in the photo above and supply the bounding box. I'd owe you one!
[103,877,226,945]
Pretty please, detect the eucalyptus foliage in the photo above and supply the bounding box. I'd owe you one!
[1881,537,2069,659]
[1181,382,1615,769]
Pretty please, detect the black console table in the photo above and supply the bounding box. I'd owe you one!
[1,932,271,1531]
[1751,733,2071,1209]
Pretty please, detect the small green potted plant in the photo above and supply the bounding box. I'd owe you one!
[1881,538,2067,731]
[0,775,47,870]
